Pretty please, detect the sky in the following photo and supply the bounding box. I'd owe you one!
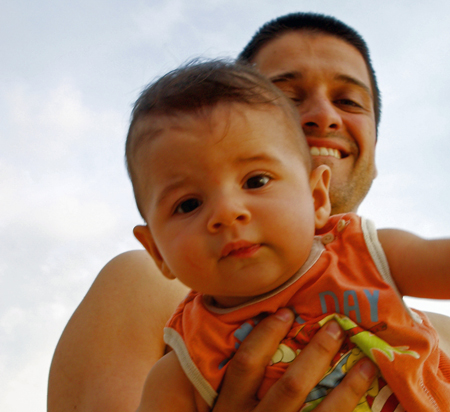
[1,1,450,410]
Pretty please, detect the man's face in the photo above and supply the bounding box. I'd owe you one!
[135,104,322,308]
[252,31,377,214]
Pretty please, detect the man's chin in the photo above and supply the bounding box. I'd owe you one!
[329,176,373,215]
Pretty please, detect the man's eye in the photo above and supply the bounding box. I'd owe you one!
[244,175,271,189]
[275,85,305,106]
[335,99,361,108]
[282,94,302,105]
[175,198,201,214]
[289,97,303,106]
[281,93,304,106]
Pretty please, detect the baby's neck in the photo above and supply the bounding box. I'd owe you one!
[206,270,301,309]
[204,237,324,309]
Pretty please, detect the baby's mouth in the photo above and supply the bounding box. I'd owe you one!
[221,241,261,259]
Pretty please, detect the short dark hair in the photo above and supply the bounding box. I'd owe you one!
[238,12,381,131]
[126,59,310,218]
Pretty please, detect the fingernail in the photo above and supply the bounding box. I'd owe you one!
[274,308,294,322]
[325,321,343,340]
[359,359,377,381]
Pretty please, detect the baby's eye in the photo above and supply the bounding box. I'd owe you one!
[244,174,271,189]
[175,198,202,214]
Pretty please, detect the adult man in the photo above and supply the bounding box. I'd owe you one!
[48,12,450,412]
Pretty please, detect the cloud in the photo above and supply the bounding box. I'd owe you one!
[133,0,186,43]
[0,76,140,410]
[0,303,64,412]
[2,80,129,242]
[4,80,124,164]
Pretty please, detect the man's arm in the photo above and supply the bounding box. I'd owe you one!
[47,250,189,412]
[377,229,450,299]
[137,351,200,412]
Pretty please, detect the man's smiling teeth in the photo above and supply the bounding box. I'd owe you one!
[310,146,341,159]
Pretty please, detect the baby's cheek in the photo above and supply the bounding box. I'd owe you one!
[174,242,206,274]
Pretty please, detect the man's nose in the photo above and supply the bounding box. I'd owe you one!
[299,96,342,134]
[206,196,251,233]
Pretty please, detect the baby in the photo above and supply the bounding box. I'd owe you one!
[126,60,450,411]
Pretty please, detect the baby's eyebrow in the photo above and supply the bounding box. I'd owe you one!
[155,177,188,207]
[234,153,281,165]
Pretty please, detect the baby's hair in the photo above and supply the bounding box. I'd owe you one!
[125,59,311,218]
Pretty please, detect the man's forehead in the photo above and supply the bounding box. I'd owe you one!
[252,31,372,93]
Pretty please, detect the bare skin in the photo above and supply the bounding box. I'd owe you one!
[48,30,450,412]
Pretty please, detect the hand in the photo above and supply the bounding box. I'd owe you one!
[212,308,378,412]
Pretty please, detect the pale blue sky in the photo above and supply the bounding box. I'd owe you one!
[1,1,450,410]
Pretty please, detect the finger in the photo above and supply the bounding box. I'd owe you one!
[257,320,345,412]
[314,357,378,412]
[213,308,294,412]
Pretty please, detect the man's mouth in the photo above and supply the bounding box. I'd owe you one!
[310,146,342,159]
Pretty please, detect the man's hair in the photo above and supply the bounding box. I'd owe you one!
[126,59,310,218]
[238,12,381,131]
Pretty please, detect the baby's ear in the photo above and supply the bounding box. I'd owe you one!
[133,225,176,280]
[309,165,331,229]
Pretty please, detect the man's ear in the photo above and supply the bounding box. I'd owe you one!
[133,225,176,280]
[309,165,331,229]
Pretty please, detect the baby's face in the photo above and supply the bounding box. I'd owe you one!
[135,103,319,307]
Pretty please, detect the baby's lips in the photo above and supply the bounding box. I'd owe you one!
[221,240,257,258]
